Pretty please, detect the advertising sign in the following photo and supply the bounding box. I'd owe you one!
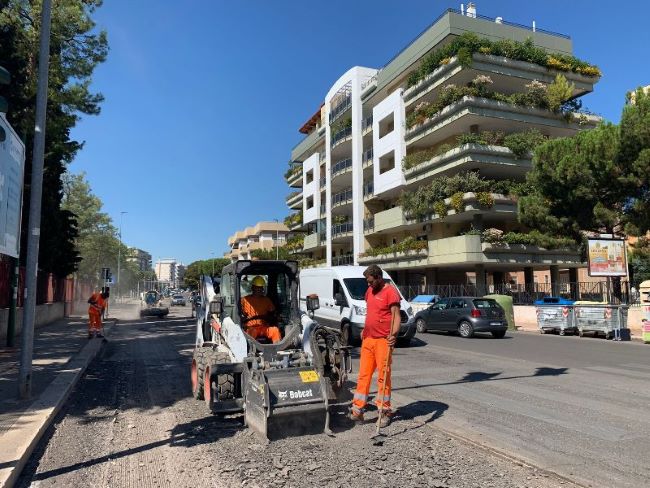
[587,238,627,277]
[0,113,25,258]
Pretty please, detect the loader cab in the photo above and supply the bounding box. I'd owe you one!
[219,260,300,336]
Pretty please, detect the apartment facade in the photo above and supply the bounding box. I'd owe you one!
[225,221,290,261]
[127,247,152,272]
[155,258,177,286]
[285,7,601,291]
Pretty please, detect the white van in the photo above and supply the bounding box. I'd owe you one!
[299,266,416,346]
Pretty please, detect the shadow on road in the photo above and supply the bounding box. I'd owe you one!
[392,366,569,393]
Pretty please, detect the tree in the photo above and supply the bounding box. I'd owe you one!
[183,258,230,289]
[0,0,108,276]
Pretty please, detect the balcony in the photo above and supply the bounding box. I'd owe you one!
[362,115,373,135]
[319,152,326,164]
[363,217,375,233]
[303,233,321,251]
[291,129,325,162]
[331,158,352,178]
[374,206,408,233]
[331,223,353,239]
[332,188,353,209]
[285,167,302,188]
[331,127,352,148]
[405,96,600,149]
[404,143,532,183]
[320,204,327,217]
[362,148,373,169]
[286,191,302,210]
[358,247,429,266]
[363,181,374,201]
[319,176,327,189]
[333,254,354,266]
[329,94,352,124]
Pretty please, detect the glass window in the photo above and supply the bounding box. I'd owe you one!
[343,278,398,300]
[433,298,449,310]
[473,299,499,309]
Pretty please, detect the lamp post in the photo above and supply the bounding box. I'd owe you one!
[273,219,279,260]
[210,252,215,276]
[116,211,127,302]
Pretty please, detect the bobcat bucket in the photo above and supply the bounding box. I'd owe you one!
[244,366,330,439]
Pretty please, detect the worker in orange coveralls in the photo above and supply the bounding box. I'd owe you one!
[240,276,282,343]
[87,290,108,338]
[349,264,401,427]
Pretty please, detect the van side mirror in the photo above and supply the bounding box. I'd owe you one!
[334,292,346,307]
[306,294,320,312]
[209,297,223,316]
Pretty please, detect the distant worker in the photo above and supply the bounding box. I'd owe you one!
[87,290,108,338]
[240,276,281,343]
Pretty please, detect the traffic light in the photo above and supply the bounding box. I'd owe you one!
[101,267,112,281]
[0,65,9,114]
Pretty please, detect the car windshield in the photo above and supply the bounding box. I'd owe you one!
[473,299,499,309]
[173,294,183,299]
[343,278,398,300]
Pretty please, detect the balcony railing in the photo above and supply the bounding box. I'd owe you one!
[331,158,352,177]
[332,188,353,207]
[363,181,374,198]
[329,94,352,123]
[320,204,327,216]
[362,115,373,133]
[331,127,352,147]
[333,254,354,266]
[363,217,375,232]
[319,177,327,188]
[331,223,353,238]
[362,148,373,167]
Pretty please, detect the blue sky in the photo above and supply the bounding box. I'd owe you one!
[69,0,650,265]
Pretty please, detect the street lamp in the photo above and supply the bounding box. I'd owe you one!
[210,251,215,276]
[116,211,127,301]
[273,219,279,260]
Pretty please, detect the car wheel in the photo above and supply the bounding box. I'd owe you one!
[416,318,427,334]
[492,330,506,339]
[458,321,474,338]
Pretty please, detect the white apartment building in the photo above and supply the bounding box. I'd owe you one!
[127,247,152,272]
[285,6,601,293]
[225,221,290,261]
[155,258,177,286]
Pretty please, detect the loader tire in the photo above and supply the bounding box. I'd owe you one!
[204,350,235,410]
[191,348,208,400]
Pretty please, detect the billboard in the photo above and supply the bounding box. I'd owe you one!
[587,238,627,277]
[0,113,25,258]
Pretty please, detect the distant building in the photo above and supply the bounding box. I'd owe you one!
[128,248,152,271]
[225,221,291,261]
[176,264,186,285]
[628,85,650,105]
[155,258,177,286]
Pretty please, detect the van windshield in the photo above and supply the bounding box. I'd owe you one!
[343,278,397,300]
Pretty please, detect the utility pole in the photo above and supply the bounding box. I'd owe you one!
[210,252,214,276]
[274,219,279,260]
[18,0,52,399]
[116,211,127,302]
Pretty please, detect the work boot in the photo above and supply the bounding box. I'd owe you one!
[348,409,364,422]
[377,411,394,428]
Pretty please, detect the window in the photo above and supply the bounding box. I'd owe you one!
[450,298,466,309]
[379,113,394,138]
[333,280,348,307]
[306,170,314,184]
[432,298,449,310]
[306,196,314,209]
[473,299,499,309]
[379,151,395,174]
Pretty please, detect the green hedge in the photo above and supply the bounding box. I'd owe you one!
[360,237,428,257]
[407,33,600,89]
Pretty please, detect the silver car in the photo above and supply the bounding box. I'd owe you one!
[170,294,186,306]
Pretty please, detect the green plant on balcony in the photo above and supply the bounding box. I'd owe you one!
[299,257,326,268]
[481,228,577,249]
[330,117,352,136]
[405,75,581,130]
[332,214,349,225]
[433,200,448,218]
[450,192,465,213]
[406,33,600,89]
[283,212,302,228]
[286,191,301,201]
[476,192,495,208]
[284,164,301,180]
[285,235,304,251]
[361,236,428,258]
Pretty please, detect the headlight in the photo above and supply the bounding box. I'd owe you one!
[353,305,367,316]
[407,306,413,316]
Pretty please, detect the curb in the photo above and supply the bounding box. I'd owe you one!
[0,322,115,488]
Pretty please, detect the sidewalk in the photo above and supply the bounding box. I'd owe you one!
[0,300,138,488]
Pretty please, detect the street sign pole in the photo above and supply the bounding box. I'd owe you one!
[18,0,52,399]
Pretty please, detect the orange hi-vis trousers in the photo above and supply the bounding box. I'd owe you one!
[247,325,282,343]
[352,336,392,414]
[88,308,102,333]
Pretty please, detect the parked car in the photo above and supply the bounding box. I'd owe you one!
[299,266,416,346]
[170,294,186,306]
[414,297,507,338]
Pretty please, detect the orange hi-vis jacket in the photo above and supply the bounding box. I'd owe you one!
[240,295,282,343]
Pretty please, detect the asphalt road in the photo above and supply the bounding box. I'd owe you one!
[16,304,648,487]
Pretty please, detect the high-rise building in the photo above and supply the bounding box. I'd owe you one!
[155,258,177,286]
[127,248,152,271]
[285,6,601,292]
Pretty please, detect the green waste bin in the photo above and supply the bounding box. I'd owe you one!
[484,294,515,330]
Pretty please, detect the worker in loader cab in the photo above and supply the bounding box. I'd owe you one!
[87,290,108,339]
[240,276,282,343]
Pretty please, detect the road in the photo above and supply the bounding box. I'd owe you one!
[16,304,648,487]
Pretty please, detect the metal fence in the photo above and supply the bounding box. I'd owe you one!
[396,281,634,305]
